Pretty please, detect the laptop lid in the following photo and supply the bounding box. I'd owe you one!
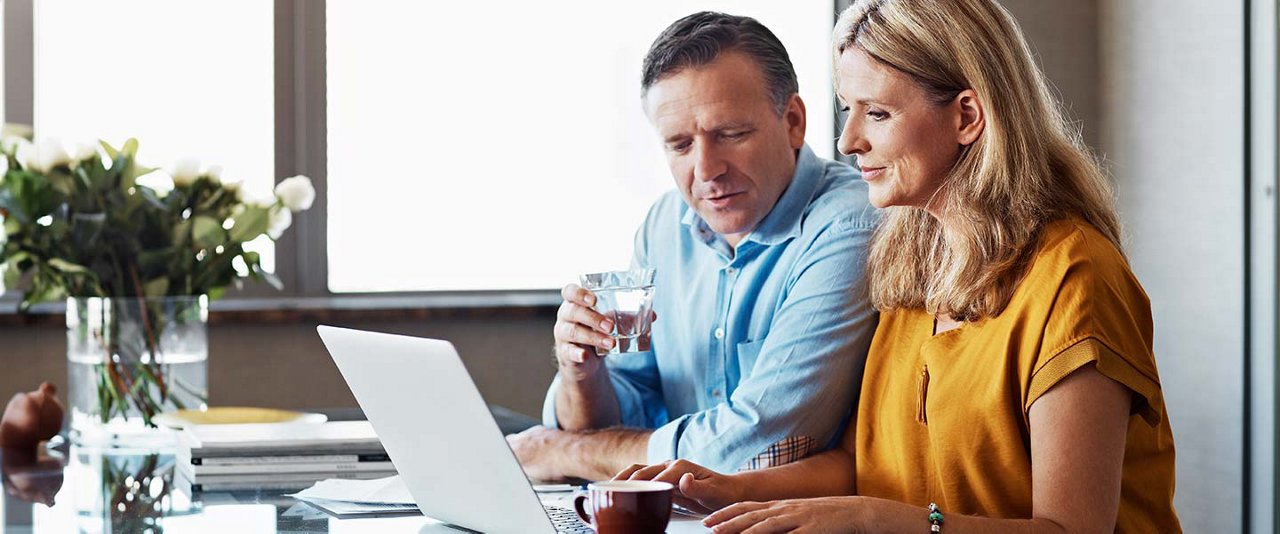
[317,325,556,533]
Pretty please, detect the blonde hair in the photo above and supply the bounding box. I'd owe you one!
[834,0,1122,321]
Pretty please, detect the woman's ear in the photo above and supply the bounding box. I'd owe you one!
[955,89,985,146]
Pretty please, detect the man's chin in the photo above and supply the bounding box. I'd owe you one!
[701,219,754,239]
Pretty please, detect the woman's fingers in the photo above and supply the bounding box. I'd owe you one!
[612,463,649,481]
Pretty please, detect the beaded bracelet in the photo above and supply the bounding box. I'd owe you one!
[928,503,945,532]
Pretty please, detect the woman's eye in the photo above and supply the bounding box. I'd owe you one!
[867,110,889,121]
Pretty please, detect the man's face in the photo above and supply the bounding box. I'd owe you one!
[644,52,806,247]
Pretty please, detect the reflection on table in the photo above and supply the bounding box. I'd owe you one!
[2,406,541,533]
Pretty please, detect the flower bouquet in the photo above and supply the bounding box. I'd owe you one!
[0,134,313,444]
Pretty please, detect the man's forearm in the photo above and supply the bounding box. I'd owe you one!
[558,427,652,480]
[554,365,623,431]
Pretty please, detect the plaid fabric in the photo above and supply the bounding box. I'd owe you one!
[738,436,817,471]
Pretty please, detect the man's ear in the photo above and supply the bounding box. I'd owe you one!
[785,94,807,150]
[955,89,984,146]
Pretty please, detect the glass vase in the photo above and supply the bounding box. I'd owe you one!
[65,296,210,448]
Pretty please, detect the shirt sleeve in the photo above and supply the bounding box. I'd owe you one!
[541,353,668,429]
[645,217,878,473]
[542,205,668,429]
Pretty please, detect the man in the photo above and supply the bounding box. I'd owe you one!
[508,11,878,481]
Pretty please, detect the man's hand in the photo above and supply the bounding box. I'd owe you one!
[506,426,570,481]
[554,284,616,382]
[613,459,744,514]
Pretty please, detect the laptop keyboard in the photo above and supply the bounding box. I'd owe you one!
[545,505,592,533]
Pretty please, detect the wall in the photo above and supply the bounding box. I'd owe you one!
[1100,1,1245,531]
[0,314,557,419]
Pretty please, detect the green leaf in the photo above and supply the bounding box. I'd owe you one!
[191,216,224,249]
[71,212,106,251]
[207,286,225,301]
[47,258,92,275]
[228,206,269,243]
[121,138,139,158]
[98,140,119,160]
[2,253,26,287]
[121,162,151,191]
[142,277,169,297]
[172,219,192,246]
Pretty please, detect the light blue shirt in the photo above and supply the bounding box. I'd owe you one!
[543,145,879,473]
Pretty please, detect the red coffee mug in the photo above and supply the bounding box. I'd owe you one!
[573,480,673,533]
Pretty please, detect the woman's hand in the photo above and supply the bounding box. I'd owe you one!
[613,459,745,514]
[703,496,865,533]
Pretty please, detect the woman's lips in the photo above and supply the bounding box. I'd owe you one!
[860,166,886,180]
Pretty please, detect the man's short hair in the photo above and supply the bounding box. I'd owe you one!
[641,11,800,115]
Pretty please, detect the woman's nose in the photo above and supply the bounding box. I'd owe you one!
[837,123,870,157]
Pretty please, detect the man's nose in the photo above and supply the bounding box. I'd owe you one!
[691,142,728,182]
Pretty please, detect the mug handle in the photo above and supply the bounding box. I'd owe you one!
[574,493,595,529]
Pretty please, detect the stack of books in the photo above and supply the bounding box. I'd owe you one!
[176,420,396,493]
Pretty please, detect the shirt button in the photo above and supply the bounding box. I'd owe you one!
[725,267,736,275]
[714,328,725,340]
[712,389,722,398]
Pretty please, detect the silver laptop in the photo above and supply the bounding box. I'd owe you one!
[318,325,588,533]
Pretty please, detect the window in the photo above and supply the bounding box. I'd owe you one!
[325,1,836,293]
[3,1,840,306]
[33,0,276,270]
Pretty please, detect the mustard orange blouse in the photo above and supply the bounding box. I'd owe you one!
[854,218,1180,532]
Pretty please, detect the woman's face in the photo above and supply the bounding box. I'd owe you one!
[834,47,981,215]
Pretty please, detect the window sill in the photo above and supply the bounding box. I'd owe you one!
[0,291,560,326]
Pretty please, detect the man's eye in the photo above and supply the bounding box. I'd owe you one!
[670,141,691,152]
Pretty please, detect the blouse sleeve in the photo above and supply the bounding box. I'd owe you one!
[1023,226,1166,427]
[1026,337,1164,426]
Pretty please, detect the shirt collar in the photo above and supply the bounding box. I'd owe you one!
[746,144,822,246]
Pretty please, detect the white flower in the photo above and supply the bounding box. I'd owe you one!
[20,138,70,173]
[0,156,9,184]
[0,136,27,154]
[274,175,315,212]
[266,205,293,239]
[169,157,201,186]
[70,142,98,163]
[134,170,175,198]
[204,164,223,184]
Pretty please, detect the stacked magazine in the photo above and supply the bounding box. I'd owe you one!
[176,420,396,493]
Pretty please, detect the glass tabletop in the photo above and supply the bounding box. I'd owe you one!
[1,445,467,533]
[1,407,540,533]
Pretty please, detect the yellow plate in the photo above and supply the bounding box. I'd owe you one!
[153,407,328,429]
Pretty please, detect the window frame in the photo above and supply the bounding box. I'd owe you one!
[1,0,846,314]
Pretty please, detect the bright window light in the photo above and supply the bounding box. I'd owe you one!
[326,1,835,292]
[33,0,275,271]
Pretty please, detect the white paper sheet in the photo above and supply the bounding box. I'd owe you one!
[289,475,414,505]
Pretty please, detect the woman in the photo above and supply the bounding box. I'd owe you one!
[616,0,1180,531]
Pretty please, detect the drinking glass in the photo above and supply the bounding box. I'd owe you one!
[579,268,656,354]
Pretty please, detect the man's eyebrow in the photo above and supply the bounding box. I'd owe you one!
[661,122,754,143]
[714,122,755,131]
